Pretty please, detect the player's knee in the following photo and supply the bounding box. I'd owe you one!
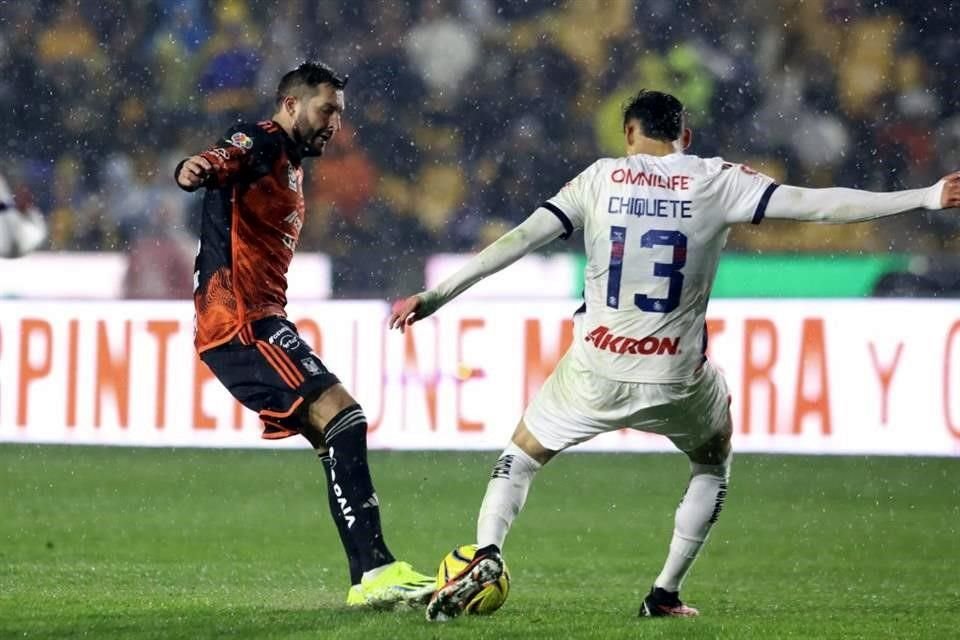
[321,404,368,452]
[303,384,358,431]
[690,434,731,469]
[691,450,731,482]
[510,421,557,465]
[300,389,368,452]
[686,426,732,468]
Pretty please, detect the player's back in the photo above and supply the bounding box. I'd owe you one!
[548,152,777,383]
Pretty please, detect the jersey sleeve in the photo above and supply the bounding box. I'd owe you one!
[540,161,602,239]
[709,162,780,225]
[182,123,282,190]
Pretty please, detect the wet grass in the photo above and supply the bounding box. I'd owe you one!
[2,445,958,639]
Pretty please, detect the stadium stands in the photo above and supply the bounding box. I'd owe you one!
[1,0,958,296]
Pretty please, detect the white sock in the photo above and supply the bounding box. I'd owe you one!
[476,443,542,550]
[653,453,731,592]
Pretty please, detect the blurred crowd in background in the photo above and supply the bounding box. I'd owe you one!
[1,0,959,297]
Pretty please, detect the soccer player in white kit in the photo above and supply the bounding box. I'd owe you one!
[389,90,960,621]
[0,172,46,258]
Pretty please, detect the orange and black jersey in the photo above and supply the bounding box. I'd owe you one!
[176,120,307,352]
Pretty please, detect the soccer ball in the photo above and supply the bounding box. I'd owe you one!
[436,544,510,615]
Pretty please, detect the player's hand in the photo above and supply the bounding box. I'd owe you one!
[388,295,424,333]
[177,155,213,190]
[939,171,960,209]
[389,293,443,333]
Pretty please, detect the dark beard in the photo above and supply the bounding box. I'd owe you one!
[292,119,324,157]
[301,136,325,157]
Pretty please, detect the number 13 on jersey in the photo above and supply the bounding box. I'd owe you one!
[606,226,687,314]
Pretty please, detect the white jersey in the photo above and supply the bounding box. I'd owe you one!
[0,173,47,258]
[544,153,778,383]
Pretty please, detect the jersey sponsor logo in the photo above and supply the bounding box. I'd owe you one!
[709,481,728,524]
[584,326,680,356]
[611,168,691,190]
[287,163,301,192]
[280,211,301,251]
[327,447,357,528]
[227,132,253,150]
[268,325,301,350]
[283,210,303,233]
[608,197,692,219]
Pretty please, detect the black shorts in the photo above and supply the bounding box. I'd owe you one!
[200,316,340,440]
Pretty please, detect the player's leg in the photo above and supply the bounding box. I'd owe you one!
[642,391,733,618]
[429,350,603,621]
[476,420,557,551]
[301,385,394,574]
[300,384,434,607]
[473,349,597,557]
[427,420,558,621]
[199,327,373,595]
[220,317,432,607]
[296,406,364,599]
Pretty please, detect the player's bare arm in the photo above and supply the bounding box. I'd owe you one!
[176,155,213,190]
[387,207,567,332]
[764,171,960,223]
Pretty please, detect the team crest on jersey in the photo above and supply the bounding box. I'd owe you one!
[287,164,301,192]
[301,357,321,376]
[227,132,253,150]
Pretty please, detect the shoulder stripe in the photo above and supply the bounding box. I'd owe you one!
[258,120,279,132]
[540,201,574,240]
[751,183,780,225]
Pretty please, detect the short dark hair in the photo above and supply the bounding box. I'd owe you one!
[622,90,684,142]
[276,61,348,105]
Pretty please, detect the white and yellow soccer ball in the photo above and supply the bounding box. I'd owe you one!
[436,544,510,615]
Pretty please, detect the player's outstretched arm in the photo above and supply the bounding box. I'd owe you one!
[388,207,567,332]
[764,172,960,223]
[174,124,276,192]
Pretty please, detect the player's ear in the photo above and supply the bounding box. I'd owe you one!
[284,95,298,116]
[681,128,692,150]
[625,123,636,147]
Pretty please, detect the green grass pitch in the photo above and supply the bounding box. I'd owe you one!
[2,445,958,639]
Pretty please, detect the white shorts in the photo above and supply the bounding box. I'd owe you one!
[523,350,731,453]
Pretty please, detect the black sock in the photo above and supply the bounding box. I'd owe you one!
[322,405,395,576]
[318,452,364,585]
